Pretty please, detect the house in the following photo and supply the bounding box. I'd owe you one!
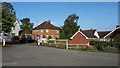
[11,19,21,36]
[69,29,90,47]
[72,27,120,43]
[81,29,99,40]
[32,20,60,40]
[103,27,120,41]
[56,28,118,47]
[0,19,21,43]
[97,27,120,42]
[98,31,111,41]
[56,29,90,47]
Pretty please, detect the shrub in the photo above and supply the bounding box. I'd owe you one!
[21,34,26,38]
[14,36,19,40]
[90,40,99,45]
[43,35,46,38]
[103,46,119,53]
[48,36,52,39]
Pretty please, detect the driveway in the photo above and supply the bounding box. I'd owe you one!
[2,44,118,66]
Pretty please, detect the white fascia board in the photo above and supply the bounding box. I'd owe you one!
[70,31,89,39]
[103,27,119,38]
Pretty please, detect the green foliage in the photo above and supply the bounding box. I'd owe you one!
[60,14,80,39]
[48,35,52,39]
[21,33,26,38]
[0,23,2,32]
[55,37,59,39]
[14,36,19,40]
[90,40,99,45]
[0,3,2,23]
[2,2,16,33]
[90,40,120,52]
[114,34,120,42]
[20,18,34,34]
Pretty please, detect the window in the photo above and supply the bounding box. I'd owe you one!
[46,29,49,33]
[13,27,15,30]
[41,29,43,32]
[56,30,58,33]
[103,39,105,41]
[46,35,49,38]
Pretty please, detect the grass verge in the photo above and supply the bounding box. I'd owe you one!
[27,42,119,54]
[68,48,120,54]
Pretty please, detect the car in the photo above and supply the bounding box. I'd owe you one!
[20,38,37,43]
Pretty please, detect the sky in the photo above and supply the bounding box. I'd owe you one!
[10,2,118,31]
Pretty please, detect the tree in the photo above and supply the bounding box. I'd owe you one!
[114,34,120,42]
[2,2,16,33]
[60,14,80,39]
[0,4,2,32]
[20,18,34,34]
[112,34,120,49]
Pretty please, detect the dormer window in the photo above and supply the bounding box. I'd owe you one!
[46,29,49,33]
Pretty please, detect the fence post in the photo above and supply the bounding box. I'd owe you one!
[55,40,58,47]
[66,40,68,49]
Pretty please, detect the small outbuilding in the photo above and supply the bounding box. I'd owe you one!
[68,29,90,47]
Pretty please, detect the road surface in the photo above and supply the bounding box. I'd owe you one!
[2,44,118,66]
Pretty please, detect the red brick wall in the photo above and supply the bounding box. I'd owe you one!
[56,32,90,47]
[57,41,66,44]
[32,29,60,39]
[68,32,89,44]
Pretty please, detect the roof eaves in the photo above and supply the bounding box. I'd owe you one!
[103,27,119,38]
[70,31,89,39]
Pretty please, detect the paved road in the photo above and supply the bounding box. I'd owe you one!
[2,44,118,66]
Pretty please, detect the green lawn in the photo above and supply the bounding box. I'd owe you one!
[28,42,37,45]
[68,49,120,54]
[27,42,119,54]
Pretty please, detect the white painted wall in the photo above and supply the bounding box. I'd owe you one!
[94,31,99,38]
[11,20,21,36]
[0,19,21,43]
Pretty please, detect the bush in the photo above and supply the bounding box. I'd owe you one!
[21,34,26,38]
[103,46,119,53]
[14,36,19,40]
[48,36,52,39]
[90,40,120,52]
[90,40,99,45]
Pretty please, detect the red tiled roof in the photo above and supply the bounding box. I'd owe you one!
[33,20,60,30]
